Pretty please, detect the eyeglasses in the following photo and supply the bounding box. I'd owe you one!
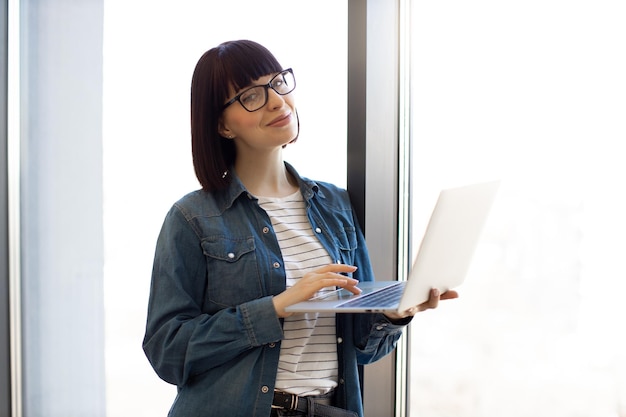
[223,68,296,112]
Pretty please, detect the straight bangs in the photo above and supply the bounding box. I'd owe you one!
[215,41,283,106]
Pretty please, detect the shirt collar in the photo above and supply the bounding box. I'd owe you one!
[216,162,323,212]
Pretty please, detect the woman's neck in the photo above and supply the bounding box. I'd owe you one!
[234,152,298,198]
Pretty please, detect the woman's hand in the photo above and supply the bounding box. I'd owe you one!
[273,264,362,318]
[383,288,459,321]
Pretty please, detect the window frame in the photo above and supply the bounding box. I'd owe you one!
[1,0,12,414]
[348,1,409,416]
[3,1,410,416]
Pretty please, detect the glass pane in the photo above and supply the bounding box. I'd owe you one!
[103,1,347,415]
[408,1,626,416]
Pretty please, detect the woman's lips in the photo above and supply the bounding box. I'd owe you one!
[267,112,292,127]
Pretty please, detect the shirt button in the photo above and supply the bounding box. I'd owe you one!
[227,252,235,259]
[339,379,345,385]
[376,326,384,331]
[263,226,270,234]
[273,262,280,269]
[261,385,269,393]
[315,227,322,233]
[337,337,343,344]
[269,343,276,348]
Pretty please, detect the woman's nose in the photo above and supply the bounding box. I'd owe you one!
[266,88,285,110]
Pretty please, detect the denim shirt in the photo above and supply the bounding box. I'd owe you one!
[143,163,408,417]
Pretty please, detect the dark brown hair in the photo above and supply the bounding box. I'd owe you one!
[190,40,283,191]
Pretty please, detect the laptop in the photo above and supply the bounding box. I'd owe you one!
[285,180,500,313]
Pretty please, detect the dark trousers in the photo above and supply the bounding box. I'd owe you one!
[270,390,358,417]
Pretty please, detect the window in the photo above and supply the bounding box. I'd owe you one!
[408,1,626,416]
[103,1,348,415]
[7,0,351,415]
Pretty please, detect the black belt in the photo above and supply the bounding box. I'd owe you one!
[272,390,332,413]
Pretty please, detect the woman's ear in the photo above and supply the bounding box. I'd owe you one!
[218,121,234,139]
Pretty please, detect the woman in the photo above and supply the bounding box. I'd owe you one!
[142,39,457,417]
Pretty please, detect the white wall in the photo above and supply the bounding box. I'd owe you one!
[19,0,106,415]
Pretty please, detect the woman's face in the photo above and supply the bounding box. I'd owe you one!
[219,71,298,153]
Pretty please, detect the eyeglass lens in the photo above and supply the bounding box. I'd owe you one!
[239,70,295,112]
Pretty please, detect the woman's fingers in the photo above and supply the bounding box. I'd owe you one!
[337,277,362,295]
[385,288,460,320]
[273,264,361,317]
[440,290,459,300]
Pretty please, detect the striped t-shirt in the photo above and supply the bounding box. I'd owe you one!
[257,190,338,396]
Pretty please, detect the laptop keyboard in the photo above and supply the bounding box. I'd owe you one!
[338,282,406,309]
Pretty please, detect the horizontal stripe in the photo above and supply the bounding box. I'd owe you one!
[258,193,338,395]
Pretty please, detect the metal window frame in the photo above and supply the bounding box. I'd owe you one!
[348,1,411,416]
[7,0,22,413]
[3,0,22,416]
[1,0,13,415]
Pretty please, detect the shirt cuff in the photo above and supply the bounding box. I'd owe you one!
[381,314,413,327]
[240,296,284,346]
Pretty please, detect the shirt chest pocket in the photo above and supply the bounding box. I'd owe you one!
[201,236,264,308]
[334,226,358,265]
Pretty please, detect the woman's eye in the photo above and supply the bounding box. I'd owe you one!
[241,91,260,104]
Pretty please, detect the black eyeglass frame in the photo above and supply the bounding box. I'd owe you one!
[222,68,295,112]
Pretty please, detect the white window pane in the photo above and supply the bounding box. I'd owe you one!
[409,1,626,416]
[103,2,347,416]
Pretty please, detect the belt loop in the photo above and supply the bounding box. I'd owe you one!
[306,396,314,417]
